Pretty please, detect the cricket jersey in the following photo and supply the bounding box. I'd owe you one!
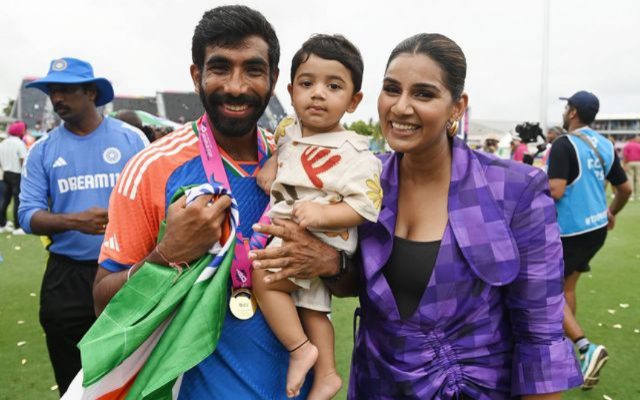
[99,121,311,399]
[19,116,148,260]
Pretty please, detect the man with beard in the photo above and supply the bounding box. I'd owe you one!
[547,90,631,390]
[18,57,148,395]
[94,6,339,399]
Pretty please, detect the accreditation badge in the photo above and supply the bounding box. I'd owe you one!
[229,288,257,320]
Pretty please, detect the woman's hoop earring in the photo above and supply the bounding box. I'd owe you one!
[447,120,459,137]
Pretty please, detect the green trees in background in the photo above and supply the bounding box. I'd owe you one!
[3,99,15,117]
[343,119,387,153]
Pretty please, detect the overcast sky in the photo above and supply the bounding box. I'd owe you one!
[1,0,639,125]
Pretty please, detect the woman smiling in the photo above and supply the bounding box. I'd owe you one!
[348,33,582,399]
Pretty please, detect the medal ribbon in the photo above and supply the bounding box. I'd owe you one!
[195,114,272,289]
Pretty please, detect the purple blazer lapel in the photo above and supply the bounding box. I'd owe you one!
[359,141,520,317]
[448,138,520,285]
[358,153,399,317]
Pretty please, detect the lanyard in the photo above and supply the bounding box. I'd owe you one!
[195,114,272,289]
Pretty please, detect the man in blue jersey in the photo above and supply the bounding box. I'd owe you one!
[18,57,148,395]
[548,91,631,390]
[93,6,341,399]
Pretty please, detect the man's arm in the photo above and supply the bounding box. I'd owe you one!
[605,152,631,230]
[93,247,170,315]
[548,178,567,200]
[546,137,571,200]
[29,208,109,236]
[607,181,631,230]
[93,194,231,315]
[18,140,28,168]
[249,218,359,297]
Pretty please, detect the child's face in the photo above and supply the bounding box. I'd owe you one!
[288,54,362,136]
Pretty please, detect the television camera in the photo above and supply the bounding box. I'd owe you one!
[514,122,545,144]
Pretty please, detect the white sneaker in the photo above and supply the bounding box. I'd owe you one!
[6,221,14,228]
[0,226,13,234]
[11,228,25,235]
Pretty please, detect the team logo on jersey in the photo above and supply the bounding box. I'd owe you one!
[103,147,122,164]
[52,59,68,71]
[52,157,67,168]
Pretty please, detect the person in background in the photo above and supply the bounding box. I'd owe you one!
[18,57,148,395]
[0,131,5,232]
[541,125,564,166]
[510,135,528,162]
[622,135,640,200]
[0,121,29,234]
[547,90,631,390]
[481,133,499,154]
[113,109,157,143]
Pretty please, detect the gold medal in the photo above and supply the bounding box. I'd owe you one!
[229,288,257,320]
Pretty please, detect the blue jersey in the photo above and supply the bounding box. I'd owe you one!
[18,116,148,260]
[99,123,311,399]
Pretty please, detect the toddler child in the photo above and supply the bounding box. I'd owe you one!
[253,34,382,400]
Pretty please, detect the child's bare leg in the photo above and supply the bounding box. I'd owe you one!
[299,308,342,400]
[252,269,318,398]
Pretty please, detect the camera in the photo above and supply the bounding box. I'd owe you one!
[515,122,545,144]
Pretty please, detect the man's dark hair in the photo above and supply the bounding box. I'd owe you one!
[191,5,280,84]
[290,34,364,93]
[569,102,597,125]
[386,33,466,101]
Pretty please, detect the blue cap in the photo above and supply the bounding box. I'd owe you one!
[26,57,114,106]
[559,91,599,119]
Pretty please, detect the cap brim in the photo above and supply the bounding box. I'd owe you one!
[26,76,114,106]
[558,97,570,101]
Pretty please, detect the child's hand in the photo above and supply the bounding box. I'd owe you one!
[292,201,326,229]
[257,156,278,195]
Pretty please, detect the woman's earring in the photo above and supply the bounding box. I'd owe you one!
[447,120,459,137]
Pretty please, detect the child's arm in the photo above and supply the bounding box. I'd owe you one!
[256,152,278,195]
[292,201,365,230]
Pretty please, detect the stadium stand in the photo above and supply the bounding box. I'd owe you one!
[11,78,50,129]
[110,96,158,115]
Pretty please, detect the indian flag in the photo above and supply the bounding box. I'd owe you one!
[63,183,238,399]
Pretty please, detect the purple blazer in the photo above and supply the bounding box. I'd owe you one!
[349,138,582,399]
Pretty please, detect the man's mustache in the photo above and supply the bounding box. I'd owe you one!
[54,102,70,113]
[208,92,261,108]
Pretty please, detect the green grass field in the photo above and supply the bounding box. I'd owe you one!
[1,202,639,399]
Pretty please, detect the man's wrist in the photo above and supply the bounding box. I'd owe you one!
[321,250,348,282]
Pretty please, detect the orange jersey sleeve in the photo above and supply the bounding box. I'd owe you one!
[99,125,199,270]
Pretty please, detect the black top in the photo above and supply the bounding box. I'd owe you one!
[382,236,441,319]
[547,135,627,185]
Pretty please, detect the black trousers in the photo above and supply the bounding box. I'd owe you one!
[0,171,21,228]
[39,253,98,395]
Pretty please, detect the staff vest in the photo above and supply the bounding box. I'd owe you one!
[555,127,614,236]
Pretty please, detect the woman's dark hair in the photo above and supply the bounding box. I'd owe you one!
[386,33,466,100]
[191,5,280,84]
[290,34,364,93]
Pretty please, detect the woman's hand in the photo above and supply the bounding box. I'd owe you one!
[249,218,340,283]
